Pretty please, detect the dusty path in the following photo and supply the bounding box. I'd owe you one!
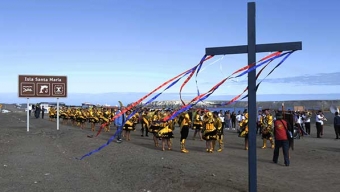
[1,109,340,192]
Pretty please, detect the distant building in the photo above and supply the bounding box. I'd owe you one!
[38,102,66,113]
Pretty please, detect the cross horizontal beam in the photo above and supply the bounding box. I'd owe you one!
[205,41,302,55]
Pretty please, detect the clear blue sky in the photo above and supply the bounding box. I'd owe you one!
[1,0,339,102]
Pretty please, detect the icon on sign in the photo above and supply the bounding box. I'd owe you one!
[39,85,49,93]
[36,83,51,96]
[52,83,65,96]
[20,83,35,96]
[23,86,33,93]
[55,86,62,93]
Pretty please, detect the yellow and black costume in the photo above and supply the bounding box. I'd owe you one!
[192,111,203,140]
[88,108,99,132]
[180,112,191,153]
[48,107,56,121]
[239,112,249,150]
[149,110,161,147]
[158,119,174,151]
[202,111,217,153]
[261,109,274,149]
[141,110,149,137]
[212,111,223,152]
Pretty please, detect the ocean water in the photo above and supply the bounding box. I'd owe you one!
[207,107,295,112]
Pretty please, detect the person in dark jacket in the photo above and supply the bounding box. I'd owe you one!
[333,112,340,139]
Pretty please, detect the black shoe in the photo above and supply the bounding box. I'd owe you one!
[285,164,290,166]
[146,135,149,137]
[141,135,144,137]
[273,160,277,164]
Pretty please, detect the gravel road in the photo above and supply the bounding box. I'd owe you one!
[1,107,340,192]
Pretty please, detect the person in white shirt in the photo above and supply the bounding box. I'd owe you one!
[219,111,225,129]
[302,111,311,135]
[315,111,325,138]
[236,111,242,131]
[257,110,262,135]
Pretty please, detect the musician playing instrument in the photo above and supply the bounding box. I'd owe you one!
[239,111,249,150]
[261,109,274,149]
[180,112,191,153]
[302,111,312,135]
[212,111,223,152]
[202,111,217,153]
[192,110,203,141]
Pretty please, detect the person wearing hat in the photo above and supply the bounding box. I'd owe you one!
[273,111,290,166]
[179,112,191,153]
[202,111,217,153]
[140,109,149,137]
[192,110,203,141]
[261,109,274,149]
[239,111,249,150]
[212,111,223,152]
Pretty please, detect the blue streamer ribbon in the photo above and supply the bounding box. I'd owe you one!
[78,66,197,160]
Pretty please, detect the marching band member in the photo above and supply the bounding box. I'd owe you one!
[261,109,274,149]
[315,110,325,138]
[192,110,203,140]
[202,111,217,153]
[180,112,191,153]
[302,111,312,135]
[239,111,249,150]
[212,111,223,152]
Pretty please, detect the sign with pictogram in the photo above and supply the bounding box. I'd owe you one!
[18,75,67,98]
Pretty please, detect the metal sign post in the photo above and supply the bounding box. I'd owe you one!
[205,2,302,192]
[18,75,68,131]
[27,98,30,132]
[57,98,60,130]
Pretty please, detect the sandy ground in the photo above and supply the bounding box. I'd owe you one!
[1,107,340,192]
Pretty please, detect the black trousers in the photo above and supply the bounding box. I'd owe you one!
[305,122,311,135]
[334,125,340,139]
[180,125,189,142]
[141,123,149,136]
[232,120,236,128]
[315,122,322,138]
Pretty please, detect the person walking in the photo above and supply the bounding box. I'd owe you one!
[114,106,125,143]
[333,112,340,139]
[41,106,45,119]
[272,111,291,166]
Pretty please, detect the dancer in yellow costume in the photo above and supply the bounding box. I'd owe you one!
[180,112,191,153]
[239,111,249,150]
[212,111,223,152]
[123,110,135,141]
[192,110,203,140]
[261,109,274,149]
[157,119,174,151]
[202,111,217,153]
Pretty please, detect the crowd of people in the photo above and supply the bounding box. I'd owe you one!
[42,104,340,167]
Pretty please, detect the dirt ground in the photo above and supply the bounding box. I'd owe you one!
[1,106,340,192]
